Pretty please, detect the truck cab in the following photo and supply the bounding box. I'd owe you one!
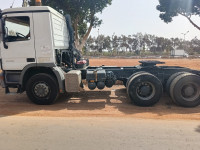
[0,6,76,104]
[0,6,70,70]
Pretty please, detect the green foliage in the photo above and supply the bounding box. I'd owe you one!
[29,0,112,50]
[85,33,200,57]
[157,0,200,30]
[29,0,111,37]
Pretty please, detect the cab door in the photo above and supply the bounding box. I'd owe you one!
[1,13,36,70]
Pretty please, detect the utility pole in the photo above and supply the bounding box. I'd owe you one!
[181,31,189,51]
[35,0,42,6]
[97,29,100,52]
[181,31,189,41]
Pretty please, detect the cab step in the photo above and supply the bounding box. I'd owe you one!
[5,87,20,95]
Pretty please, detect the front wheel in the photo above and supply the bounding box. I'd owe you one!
[26,73,59,105]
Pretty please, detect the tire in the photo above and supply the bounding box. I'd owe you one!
[126,71,146,88]
[127,72,163,107]
[123,79,127,87]
[165,72,189,96]
[26,73,59,105]
[169,73,200,107]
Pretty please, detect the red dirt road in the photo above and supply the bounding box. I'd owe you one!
[89,58,200,70]
[0,59,200,120]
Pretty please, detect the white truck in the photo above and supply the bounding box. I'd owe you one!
[1,6,200,108]
[0,6,74,105]
[171,49,189,57]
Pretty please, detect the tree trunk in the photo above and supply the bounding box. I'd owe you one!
[74,17,80,49]
[179,13,200,31]
[186,17,200,31]
[73,13,94,51]
[76,39,85,51]
[74,20,93,51]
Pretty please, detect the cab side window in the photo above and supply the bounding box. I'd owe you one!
[5,16,30,42]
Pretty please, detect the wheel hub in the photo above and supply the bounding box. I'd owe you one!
[140,86,151,96]
[34,83,50,98]
[136,82,155,100]
[183,86,195,97]
[181,83,200,102]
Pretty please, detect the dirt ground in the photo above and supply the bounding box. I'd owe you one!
[89,58,200,70]
[0,58,200,120]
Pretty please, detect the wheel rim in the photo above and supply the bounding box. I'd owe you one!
[136,82,156,100]
[181,83,200,102]
[33,82,50,98]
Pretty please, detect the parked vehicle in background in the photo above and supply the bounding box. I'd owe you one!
[171,49,189,57]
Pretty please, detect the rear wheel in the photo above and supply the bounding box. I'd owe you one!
[127,72,163,107]
[165,72,189,96]
[26,73,59,105]
[126,71,146,88]
[170,73,200,107]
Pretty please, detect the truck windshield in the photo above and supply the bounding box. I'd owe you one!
[5,16,30,42]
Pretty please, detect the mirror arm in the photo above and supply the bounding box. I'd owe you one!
[1,17,8,49]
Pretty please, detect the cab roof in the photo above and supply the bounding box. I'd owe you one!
[2,6,63,18]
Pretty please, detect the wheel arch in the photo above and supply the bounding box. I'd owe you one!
[19,64,65,93]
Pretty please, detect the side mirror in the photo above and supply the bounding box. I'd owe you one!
[1,18,8,49]
[0,19,2,42]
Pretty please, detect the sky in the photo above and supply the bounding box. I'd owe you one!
[1,0,200,40]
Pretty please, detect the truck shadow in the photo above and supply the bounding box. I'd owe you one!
[0,86,200,117]
[63,87,200,116]
[59,91,112,110]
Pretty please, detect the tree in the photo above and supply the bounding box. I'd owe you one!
[157,0,200,30]
[103,36,111,50]
[22,0,29,7]
[189,37,200,54]
[120,35,130,52]
[85,33,200,56]
[29,0,112,51]
[96,35,105,52]
[112,35,119,50]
